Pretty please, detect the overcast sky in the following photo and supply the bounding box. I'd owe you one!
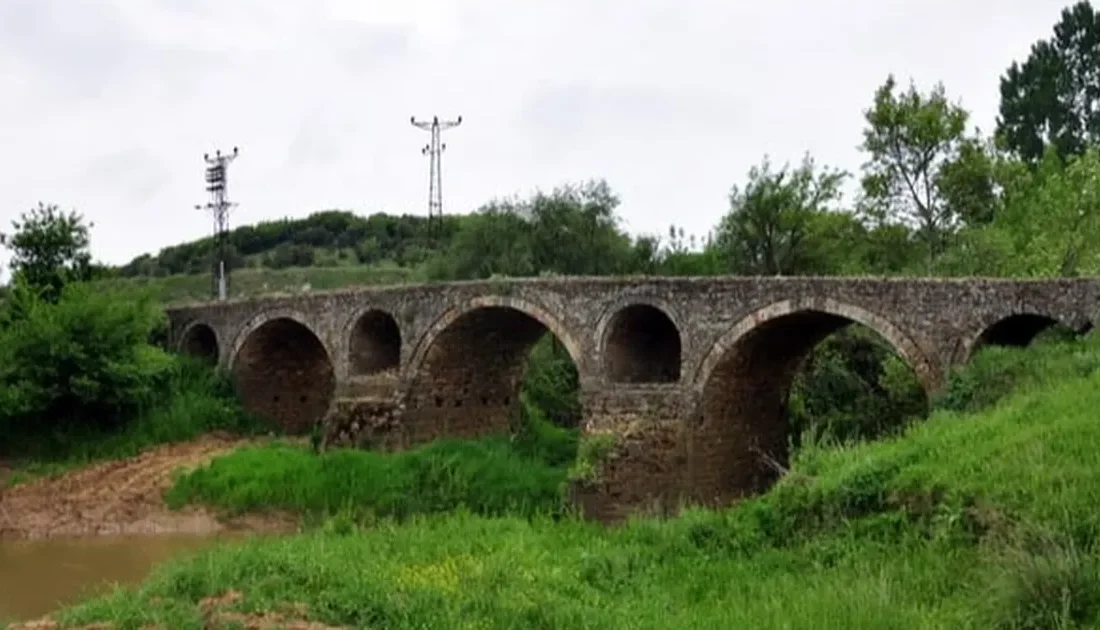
[0,0,1072,275]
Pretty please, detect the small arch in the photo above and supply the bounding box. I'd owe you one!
[603,304,682,383]
[348,309,401,376]
[687,298,935,507]
[967,313,1088,360]
[178,322,219,363]
[401,297,583,445]
[230,316,335,434]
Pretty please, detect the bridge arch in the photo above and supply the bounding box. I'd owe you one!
[597,299,683,383]
[177,321,219,364]
[346,308,402,376]
[963,311,1092,361]
[229,310,335,434]
[400,295,584,443]
[687,298,937,505]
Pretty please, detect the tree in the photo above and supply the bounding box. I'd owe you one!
[859,75,985,268]
[428,179,638,281]
[997,0,1100,163]
[3,202,94,300]
[714,154,848,275]
[989,147,1100,277]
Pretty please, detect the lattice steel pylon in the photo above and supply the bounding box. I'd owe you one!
[195,146,239,301]
[410,115,462,235]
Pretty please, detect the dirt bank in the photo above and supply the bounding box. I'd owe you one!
[0,433,299,540]
[8,590,347,630]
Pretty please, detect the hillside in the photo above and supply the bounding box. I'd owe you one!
[97,211,450,302]
[35,335,1100,629]
[117,211,454,279]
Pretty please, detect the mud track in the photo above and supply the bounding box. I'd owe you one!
[0,433,298,540]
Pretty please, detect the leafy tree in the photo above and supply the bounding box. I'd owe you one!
[859,75,986,267]
[3,202,94,300]
[427,203,536,280]
[428,180,639,280]
[645,226,724,276]
[997,0,1100,163]
[714,154,848,275]
[953,146,1100,277]
[937,137,998,226]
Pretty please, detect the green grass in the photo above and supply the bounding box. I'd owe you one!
[164,395,580,522]
[164,437,574,522]
[46,336,1100,628]
[94,262,421,304]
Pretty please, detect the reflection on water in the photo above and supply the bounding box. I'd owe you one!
[0,533,245,623]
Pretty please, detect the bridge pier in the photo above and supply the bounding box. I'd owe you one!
[570,385,690,522]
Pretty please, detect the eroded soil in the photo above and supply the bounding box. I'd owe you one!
[0,433,298,540]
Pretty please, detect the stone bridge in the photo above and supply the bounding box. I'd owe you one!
[165,275,1099,520]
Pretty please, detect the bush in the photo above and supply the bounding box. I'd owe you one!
[0,280,259,461]
[789,327,928,447]
[520,335,581,429]
[0,282,171,440]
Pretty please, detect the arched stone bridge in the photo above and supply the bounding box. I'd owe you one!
[166,275,1099,521]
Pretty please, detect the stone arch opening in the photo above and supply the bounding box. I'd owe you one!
[178,323,218,363]
[348,309,401,376]
[230,317,335,435]
[604,304,681,383]
[402,304,583,446]
[688,302,932,507]
[972,314,1084,357]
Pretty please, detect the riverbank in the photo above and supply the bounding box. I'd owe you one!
[12,347,1100,628]
[0,433,298,540]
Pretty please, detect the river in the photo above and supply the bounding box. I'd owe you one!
[0,533,244,623]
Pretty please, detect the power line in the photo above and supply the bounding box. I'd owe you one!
[195,146,239,301]
[410,115,462,236]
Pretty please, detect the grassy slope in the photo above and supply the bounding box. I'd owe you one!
[97,263,419,304]
[49,338,1100,629]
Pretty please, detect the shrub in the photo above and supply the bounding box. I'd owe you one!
[0,281,259,460]
[0,282,171,444]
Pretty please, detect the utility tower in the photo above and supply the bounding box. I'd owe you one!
[410,115,462,235]
[195,146,239,301]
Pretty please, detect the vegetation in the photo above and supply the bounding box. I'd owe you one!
[52,334,1100,628]
[164,412,577,523]
[2,1,1100,627]
[0,208,260,471]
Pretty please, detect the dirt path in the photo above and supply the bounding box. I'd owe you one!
[0,433,298,540]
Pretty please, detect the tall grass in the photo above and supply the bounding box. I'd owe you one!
[165,438,571,522]
[165,397,580,522]
[46,334,1100,628]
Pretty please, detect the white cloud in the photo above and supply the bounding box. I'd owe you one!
[0,0,1072,278]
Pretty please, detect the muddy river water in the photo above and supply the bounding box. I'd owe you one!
[0,533,245,623]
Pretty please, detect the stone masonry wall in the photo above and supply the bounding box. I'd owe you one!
[166,276,1100,520]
